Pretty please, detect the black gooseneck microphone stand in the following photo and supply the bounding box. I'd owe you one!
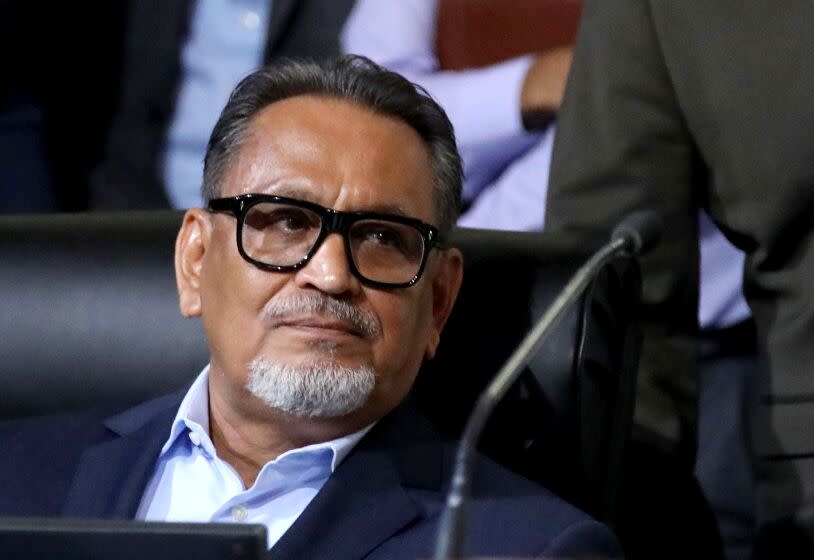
[433,211,662,559]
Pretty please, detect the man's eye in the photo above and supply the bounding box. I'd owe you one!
[275,211,310,231]
[246,208,314,231]
[358,225,405,249]
[368,229,400,246]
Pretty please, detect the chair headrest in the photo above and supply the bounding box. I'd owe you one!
[0,212,637,433]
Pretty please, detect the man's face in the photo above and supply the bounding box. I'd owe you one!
[175,95,463,427]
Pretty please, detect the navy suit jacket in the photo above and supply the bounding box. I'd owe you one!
[0,393,621,559]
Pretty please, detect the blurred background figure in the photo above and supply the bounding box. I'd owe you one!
[342,0,577,232]
[0,0,355,212]
[0,2,124,213]
[547,0,814,558]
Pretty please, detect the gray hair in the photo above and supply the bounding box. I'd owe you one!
[246,357,377,418]
[201,55,463,232]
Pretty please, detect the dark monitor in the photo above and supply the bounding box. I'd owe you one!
[0,517,267,560]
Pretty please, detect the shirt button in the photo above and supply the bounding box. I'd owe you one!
[188,432,201,446]
[231,504,249,522]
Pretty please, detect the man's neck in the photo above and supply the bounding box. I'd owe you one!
[207,384,372,488]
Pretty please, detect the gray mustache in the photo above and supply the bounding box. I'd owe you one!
[262,294,381,338]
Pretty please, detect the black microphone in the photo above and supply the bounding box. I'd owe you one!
[432,210,662,559]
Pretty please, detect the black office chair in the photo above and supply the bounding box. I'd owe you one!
[0,211,640,542]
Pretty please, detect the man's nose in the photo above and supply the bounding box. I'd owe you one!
[294,233,361,296]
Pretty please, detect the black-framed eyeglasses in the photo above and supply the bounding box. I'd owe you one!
[207,194,444,288]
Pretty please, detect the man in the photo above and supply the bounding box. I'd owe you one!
[546,0,814,557]
[0,56,620,559]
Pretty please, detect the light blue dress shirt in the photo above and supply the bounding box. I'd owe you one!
[163,0,272,209]
[136,365,372,549]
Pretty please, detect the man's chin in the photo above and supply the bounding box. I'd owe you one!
[245,356,377,419]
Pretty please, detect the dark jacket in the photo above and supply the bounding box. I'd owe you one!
[546,0,814,524]
[0,393,621,559]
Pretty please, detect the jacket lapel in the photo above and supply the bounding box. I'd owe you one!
[62,392,183,518]
[268,399,446,560]
[61,391,447,557]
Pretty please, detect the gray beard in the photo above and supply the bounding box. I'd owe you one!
[245,357,376,418]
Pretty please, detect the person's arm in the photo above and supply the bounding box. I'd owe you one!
[546,0,700,450]
[342,0,530,145]
[457,125,555,231]
[341,0,541,200]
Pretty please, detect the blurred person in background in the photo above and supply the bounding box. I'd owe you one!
[0,0,354,212]
[547,0,814,558]
[342,0,573,232]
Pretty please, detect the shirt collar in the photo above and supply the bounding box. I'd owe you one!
[159,364,373,472]
[158,364,212,457]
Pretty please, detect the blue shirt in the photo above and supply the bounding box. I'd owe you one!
[163,0,272,209]
[136,365,372,549]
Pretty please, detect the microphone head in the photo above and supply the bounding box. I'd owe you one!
[611,210,662,255]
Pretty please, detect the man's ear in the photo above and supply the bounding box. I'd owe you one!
[175,209,211,317]
[424,247,464,359]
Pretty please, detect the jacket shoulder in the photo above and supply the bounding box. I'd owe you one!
[0,409,117,515]
[0,389,184,513]
[438,444,623,557]
[470,453,620,551]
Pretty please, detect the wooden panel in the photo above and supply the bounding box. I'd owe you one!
[436,0,583,70]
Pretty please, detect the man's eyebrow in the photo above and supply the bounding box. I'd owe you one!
[359,202,410,217]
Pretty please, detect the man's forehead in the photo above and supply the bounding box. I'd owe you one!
[241,94,426,153]
[222,95,439,222]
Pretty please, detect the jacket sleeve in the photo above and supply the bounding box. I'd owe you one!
[546,0,700,451]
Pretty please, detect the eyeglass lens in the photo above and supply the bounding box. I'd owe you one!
[241,201,426,284]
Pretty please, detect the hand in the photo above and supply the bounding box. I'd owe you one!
[520,46,574,130]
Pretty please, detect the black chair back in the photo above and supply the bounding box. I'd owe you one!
[0,211,641,532]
